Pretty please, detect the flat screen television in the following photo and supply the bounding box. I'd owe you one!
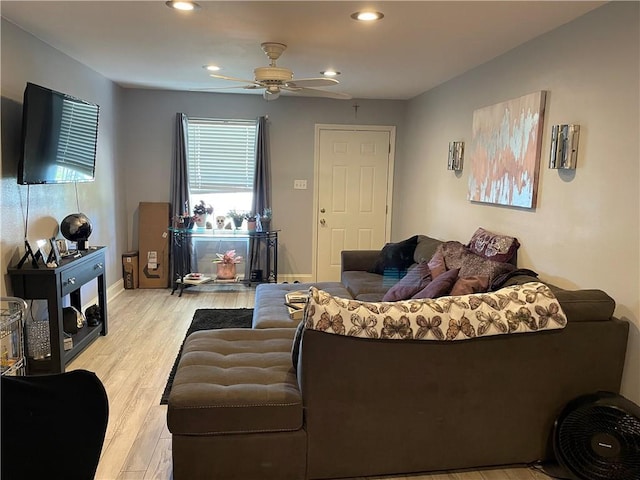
[18,82,99,185]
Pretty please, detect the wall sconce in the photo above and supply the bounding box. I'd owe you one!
[448,141,464,171]
[549,124,580,169]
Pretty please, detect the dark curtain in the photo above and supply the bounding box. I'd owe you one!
[170,113,194,281]
[248,116,271,281]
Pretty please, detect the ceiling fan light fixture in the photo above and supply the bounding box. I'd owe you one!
[204,65,221,72]
[263,89,280,101]
[350,11,384,22]
[321,70,340,77]
[165,1,200,11]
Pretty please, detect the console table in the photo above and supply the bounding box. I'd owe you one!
[169,229,278,296]
[8,247,108,374]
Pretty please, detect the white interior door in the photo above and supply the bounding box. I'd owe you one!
[315,126,394,281]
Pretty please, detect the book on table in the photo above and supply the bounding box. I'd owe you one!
[179,273,212,285]
[285,290,308,320]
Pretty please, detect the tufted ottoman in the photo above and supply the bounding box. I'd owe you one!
[167,327,306,480]
[252,281,351,328]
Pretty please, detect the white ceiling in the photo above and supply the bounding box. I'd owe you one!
[1,1,605,100]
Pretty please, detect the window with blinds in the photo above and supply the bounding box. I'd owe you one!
[187,118,258,196]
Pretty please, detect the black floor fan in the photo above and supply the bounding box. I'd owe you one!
[547,391,640,480]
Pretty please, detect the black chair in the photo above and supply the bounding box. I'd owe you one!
[1,369,109,480]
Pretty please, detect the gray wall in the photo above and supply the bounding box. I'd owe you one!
[397,2,639,403]
[119,89,406,277]
[1,19,127,298]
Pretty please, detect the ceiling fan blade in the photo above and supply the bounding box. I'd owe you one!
[286,77,339,88]
[209,73,261,86]
[193,84,261,91]
[194,84,257,90]
[283,86,352,100]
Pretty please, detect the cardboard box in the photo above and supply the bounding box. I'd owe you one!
[138,202,170,288]
[122,251,139,289]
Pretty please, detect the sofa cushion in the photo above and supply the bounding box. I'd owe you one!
[411,268,459,299]
[168,328,302,435]
[341,270,392,300]
[304,282,567,342]
[253,282,350,329]
[439,241,515,285]
[413,235,443,263]
[467,227,520,263]
[382,262,431,302]
[368,235,419,276]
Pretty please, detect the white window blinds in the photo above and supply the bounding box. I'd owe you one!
[187,118,257,195]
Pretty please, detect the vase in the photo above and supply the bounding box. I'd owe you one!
[247,219,257,232]
[194,214,207,228]
[233,217,244,229]
[216,263,236,280]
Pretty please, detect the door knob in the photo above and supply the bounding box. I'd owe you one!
[320,219,326,226]
[320,208,326,213]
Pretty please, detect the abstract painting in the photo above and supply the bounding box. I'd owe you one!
[467,91,546,208]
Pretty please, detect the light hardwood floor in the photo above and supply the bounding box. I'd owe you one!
[69,286,552,480]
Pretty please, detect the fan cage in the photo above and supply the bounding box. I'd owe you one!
[554,394,640,480]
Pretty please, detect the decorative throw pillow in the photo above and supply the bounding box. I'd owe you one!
[291,320,305,370]
[411,268,459,299]
[439,241,515,285]
[437,241,467,269]
[368,235,419,276]
[450,275,489,296]
[458,253,515,284]
[467,227,520,263]
[382,262,431,302]
[427,250,447,279]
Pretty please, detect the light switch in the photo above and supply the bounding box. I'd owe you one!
[294,179,307,189]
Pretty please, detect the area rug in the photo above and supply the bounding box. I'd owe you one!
[160,308,253,405]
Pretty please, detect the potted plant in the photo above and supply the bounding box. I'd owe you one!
[228,210,245,230]
[212,249,242,280]
[260,207,272,232]
[245,213,258,232]
[193,201,213,228]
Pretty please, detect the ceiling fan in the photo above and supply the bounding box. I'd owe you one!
[207,42,352,101]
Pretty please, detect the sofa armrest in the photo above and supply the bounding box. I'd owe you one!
[341,250,379,273]
[499,274,616,322]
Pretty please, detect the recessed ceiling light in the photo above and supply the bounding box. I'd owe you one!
[321,70,340,77]
[166,1,200,11]
[350,11,384,22]
[203,65,221,72]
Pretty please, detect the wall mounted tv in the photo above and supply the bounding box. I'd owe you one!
[18,82,100,185]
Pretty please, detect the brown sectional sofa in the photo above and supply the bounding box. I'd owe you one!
[167,234,630,480]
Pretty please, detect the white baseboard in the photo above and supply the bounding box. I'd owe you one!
[107,282,125,302]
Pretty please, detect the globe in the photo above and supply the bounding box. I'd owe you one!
[60,213,93,250]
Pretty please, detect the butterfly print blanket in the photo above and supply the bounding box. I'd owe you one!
[304,282,567,341]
